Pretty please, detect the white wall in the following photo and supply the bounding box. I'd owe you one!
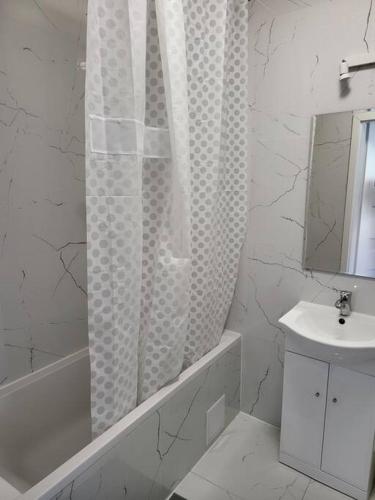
[0,0,87,384]
[227,0,375,426]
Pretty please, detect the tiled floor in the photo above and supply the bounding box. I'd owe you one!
[172,412,356,500]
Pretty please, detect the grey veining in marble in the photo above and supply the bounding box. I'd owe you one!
[173,412,353,500]
[0,0,88,384]
[249,0,334,17]
[45,341,240,500]
[227,0,375,426]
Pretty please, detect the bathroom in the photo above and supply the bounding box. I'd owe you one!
[0,0,375,498]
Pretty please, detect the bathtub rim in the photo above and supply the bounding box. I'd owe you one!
[18,329,241,500]
[0,348,88,400]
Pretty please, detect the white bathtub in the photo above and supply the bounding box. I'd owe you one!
[0,349,91,498]
[0,330,240,500]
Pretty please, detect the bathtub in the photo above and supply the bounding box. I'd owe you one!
[0,348,91,498]
[0,329,241,500]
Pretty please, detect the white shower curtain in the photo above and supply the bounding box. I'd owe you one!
[86,0,247,436]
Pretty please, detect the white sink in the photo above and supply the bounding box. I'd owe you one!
[279,301,375,365]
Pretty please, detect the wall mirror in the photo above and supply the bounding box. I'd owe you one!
[304,108,375,278]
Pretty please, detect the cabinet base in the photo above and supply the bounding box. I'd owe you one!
[279,452,371,500]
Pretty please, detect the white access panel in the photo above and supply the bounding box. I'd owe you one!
[280,352,329,467]
[321,365,375,490]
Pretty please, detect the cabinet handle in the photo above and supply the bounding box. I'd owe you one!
[315,392,320,397]
[332,397,338,403]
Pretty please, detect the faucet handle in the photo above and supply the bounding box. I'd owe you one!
[339,290,352,302]
[335,290,352,310]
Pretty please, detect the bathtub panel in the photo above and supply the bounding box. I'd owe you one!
[46,337,241,500]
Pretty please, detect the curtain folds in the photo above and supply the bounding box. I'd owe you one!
[86,0,248,436]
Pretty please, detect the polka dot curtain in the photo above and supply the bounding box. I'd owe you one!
[86,0,248,436]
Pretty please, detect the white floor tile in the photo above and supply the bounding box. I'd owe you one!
[303,481,354,500]
[172,412,354,500]
[192,412,311,499]
[175,472,245,500]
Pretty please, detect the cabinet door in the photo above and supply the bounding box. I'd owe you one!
[321,365,375,490]
[280,352,328,467]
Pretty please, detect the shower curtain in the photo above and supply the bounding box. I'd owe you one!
[86,0,247,436]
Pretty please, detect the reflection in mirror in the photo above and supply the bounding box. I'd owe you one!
[304,109,375,278]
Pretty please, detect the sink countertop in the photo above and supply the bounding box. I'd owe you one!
[279,301,375,368]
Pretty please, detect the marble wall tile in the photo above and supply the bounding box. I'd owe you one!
[45,341,241,500]
[227,0,375,426]
[0,0,88,384]
[250,0,333,17]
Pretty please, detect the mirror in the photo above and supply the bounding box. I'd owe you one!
[304,109,375,278]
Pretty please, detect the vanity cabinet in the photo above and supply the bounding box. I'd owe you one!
[280,352,328,467]
[280,351,375,500]
[322,365,375,489]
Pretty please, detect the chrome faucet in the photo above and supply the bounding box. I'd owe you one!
[335,290,352,317]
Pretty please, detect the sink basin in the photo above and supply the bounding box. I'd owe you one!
[279,301,375,365]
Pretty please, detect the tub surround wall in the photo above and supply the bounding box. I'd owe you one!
[0,0,87,384]
[19,332,240,500]
[227,0,375,426]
